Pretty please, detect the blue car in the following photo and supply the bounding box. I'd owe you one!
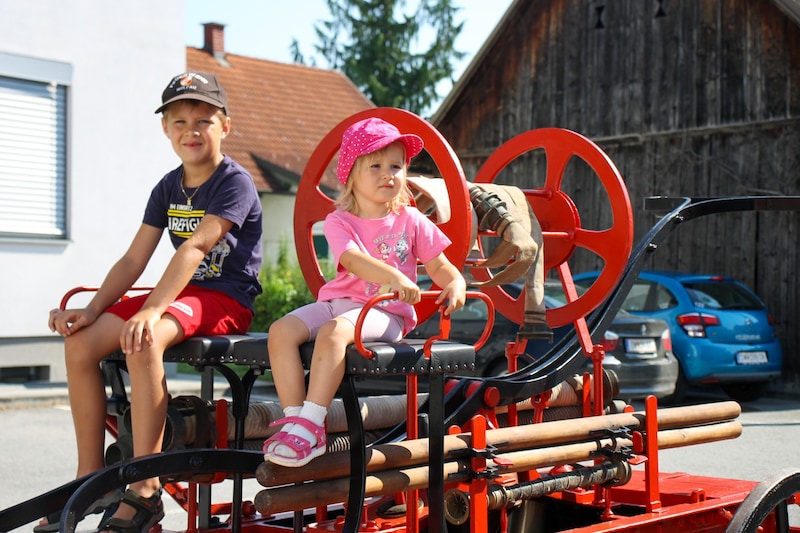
[574,270,783,403]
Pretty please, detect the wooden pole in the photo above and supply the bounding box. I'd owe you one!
[254,420,742,515]
[256,401,741,487]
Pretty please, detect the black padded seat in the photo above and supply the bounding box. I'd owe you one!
[102,334,267,532]
[231,334,476,376]
[343,340,476,376]
[104,334,252,366]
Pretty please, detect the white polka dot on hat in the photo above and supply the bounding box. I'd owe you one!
[336,117,424,184]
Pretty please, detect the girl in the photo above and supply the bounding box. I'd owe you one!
[263,117,466,467]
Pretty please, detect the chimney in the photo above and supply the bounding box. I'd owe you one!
[203,22,230,66]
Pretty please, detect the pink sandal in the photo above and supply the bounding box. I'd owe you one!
[263,416,327,467]
[262,427,290,456]
[261,416,308,456]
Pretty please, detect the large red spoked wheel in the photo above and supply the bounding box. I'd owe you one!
[472,128,633,328]
[295,108,472,321]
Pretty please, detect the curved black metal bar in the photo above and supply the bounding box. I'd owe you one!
[0,449,262,533]
[0,476,89,532]
[59,449,264,533]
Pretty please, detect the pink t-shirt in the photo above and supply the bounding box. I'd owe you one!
[318,206,452,332]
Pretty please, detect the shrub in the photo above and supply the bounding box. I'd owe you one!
[249,243,332,333]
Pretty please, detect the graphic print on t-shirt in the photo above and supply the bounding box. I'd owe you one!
[168,205,230,281]
[168,206,203,238]
[195,238,231,280]
[365,230,413,304]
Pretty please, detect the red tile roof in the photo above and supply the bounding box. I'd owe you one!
[187,46,374,192]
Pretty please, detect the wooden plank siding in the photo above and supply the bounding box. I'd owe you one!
[432,0,800,393]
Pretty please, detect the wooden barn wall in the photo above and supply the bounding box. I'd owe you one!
[434,0,800,393]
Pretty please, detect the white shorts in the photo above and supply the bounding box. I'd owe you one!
[288,298,404,342]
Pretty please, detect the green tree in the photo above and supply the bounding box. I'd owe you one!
[292,0,465,116]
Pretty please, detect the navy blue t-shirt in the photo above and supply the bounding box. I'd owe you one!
[143,155,263,311]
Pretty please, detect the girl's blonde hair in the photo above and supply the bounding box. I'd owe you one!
[335,143,412,215]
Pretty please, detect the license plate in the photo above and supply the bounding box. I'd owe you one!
[625,338,657,354]
[736,351,768,365]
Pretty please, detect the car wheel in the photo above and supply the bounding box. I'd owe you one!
[722,382,767,403]
[661,367,688,406]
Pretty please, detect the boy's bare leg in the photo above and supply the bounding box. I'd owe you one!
[98,315,181,527]
[64,313,128,477]
[125,315,181,492]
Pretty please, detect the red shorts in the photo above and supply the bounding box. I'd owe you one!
[105,285,253,338]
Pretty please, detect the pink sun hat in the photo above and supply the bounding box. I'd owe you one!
[336,117,425,185]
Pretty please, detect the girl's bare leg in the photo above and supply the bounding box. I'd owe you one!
[306,317,354,409]
[266,317,351,463]
[268,315,311,409]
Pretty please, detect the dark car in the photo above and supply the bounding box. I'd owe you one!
[400,280,678,400]
[573,270,783,402]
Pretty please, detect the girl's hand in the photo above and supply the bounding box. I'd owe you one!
[436,278,467,315]
[48,308,97,336]
[391,277,421,305]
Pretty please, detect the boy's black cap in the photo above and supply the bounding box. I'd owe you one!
[155,72,227,114]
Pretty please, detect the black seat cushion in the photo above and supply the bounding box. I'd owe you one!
[107,333,475,377]
[231,334,475,376]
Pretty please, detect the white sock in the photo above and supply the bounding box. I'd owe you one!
[274,401,327,459]
[284,405,302,419]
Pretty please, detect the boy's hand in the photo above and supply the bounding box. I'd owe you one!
[48,308,97,336]
[120,308,160,354]
[436,278,467,315]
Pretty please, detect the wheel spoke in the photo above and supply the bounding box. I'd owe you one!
[573,227,629,265]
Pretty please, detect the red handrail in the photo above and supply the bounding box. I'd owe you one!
[59,286,154,310]
[353,290,495,358]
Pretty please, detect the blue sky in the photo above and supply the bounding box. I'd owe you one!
[184,0,512,108]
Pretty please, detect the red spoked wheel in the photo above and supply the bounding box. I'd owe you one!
[294,108,472,321]
[471,128,633,328]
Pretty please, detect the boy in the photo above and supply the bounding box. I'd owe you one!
[44,72,262,532]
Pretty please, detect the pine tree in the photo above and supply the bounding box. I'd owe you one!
[292,0,465,116]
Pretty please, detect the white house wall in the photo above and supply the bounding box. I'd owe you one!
[0,1,186,379]
[261,194,299,267]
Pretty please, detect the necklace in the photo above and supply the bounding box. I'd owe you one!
[179,171,202,207]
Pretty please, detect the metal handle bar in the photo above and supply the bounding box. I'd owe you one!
[59,286,154,310]
[354,290,495,358]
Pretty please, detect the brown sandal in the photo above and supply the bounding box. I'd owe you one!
[95,488,163,533]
